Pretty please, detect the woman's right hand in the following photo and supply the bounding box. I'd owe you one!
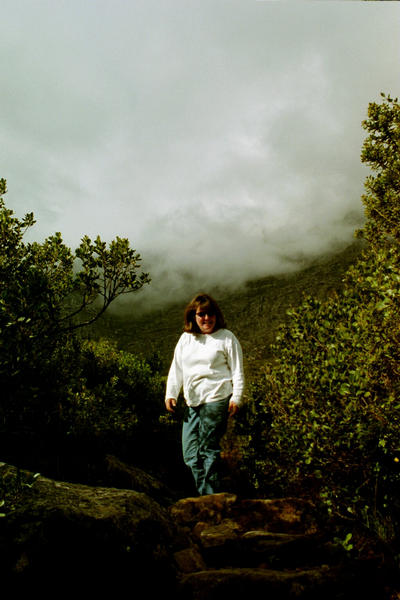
[165,398,177,413]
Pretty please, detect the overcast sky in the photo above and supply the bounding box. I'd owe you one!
[2,0,400,309]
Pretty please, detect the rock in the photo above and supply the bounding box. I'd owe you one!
[201,530,324,570]
[168,493,387,598]
[0,466,390,597]
[103,454,177,505]
[169,494,319,535]
[235,497,319,534]
[238,530,334,570]
[173,546,207,573]
[196,519,241,548]
[177,564,375,600]
[169,493,238,528]
[169,493,324,572]
[0,463,183,591]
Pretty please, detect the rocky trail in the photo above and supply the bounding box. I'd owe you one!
[0,462,396,598]
[171,493,389,599]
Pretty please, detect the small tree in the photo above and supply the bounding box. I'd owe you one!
[360,93,400,247]
[0,179,151,465]
[0,179,150,340]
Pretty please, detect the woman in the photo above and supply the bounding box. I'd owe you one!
[165,293,245,496]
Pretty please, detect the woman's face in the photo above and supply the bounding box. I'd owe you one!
[195,307,216,334]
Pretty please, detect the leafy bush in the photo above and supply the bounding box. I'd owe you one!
[63,339,165,462]
[236,94,400,542]
[0,180,156,475]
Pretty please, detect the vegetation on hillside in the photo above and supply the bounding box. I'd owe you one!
[234,94,400,551]
[0,182,163,478]
[86,240,363,381]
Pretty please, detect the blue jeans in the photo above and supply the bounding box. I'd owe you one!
[182,396,230,496]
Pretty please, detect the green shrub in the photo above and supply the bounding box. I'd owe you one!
[63,339,165,457]
[0,179,154,475]
[236,94,400,543]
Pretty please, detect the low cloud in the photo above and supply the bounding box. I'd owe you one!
[1,0,399,311]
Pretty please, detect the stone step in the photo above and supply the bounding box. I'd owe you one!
[170,494,319,536]
[177,562,382,600]
[198,527,340,570]
[169,493,389,598]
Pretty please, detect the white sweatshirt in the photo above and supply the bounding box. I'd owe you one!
[165,329,245,407]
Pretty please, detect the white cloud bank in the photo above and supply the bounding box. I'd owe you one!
[1,0,399,309]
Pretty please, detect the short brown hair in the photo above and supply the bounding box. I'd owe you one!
[183,293,226,334]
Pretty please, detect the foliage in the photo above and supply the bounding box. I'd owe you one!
[0,466,40,517]
[360,93,400,247]
[63,339,165,461]
[0,180,152,473]
[0,179,150,353]
[236,94,400,543]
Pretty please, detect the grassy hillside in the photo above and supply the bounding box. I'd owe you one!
[86,241,363,384]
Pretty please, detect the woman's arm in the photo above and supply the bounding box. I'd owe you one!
[227,332,245,411]
[165,335,184,411]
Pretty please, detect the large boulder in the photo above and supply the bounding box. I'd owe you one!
[102,454,178,505]
[0,463,186,592]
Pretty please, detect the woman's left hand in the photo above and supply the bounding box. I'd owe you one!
[228,400,239,416]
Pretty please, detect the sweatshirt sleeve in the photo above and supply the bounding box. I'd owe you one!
[227,332,245,405]
[165,335,184,400]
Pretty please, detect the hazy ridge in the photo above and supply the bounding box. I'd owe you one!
[86,241,363,383]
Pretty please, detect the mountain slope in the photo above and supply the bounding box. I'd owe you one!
[87,241,363,381]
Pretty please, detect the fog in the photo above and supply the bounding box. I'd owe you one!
[2,0,400,311]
